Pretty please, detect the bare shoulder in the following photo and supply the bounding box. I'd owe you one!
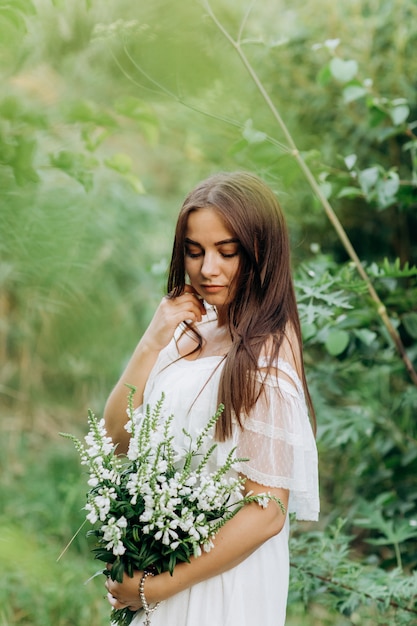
[260,325,303,384]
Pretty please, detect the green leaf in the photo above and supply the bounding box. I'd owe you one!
[367,105,389,128]
[376,172,399,208]
[114,96,159,145]
[242,119,267,144]
[104,153,133,175]
[337,186,363,199]
[370,257,417,278]
[318,181,332,199]
[301,322,317,341]
[329,58,358,83]
[325,329,349,356]
[402,138,417,154]
[402,312,417,339]
[353,329,377,346]
[343,84,367,104]
[324,38,340,52]
[390,104,409,126]
[50,150,98,191]
[122,173,146,194]
[344,154,357,170]
[65,100,117,129]
[316,63,332,86]
[81,126,110,152]
[110,557,125,583]
[358,166,379,195]
[11,136,40,185]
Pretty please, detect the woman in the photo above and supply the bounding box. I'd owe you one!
[103,171,319,626]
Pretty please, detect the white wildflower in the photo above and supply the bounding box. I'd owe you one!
[65,391,283,590]
[85,504,98,524]
[113,542,126,556]
[101,516,128,556]
[140,509,154,523]
[127,439,139,461]
[203,539,215,553]
[256,494,272,509]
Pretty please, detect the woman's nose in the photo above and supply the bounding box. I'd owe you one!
[201,252,220,277]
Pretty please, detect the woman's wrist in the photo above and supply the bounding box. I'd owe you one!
[142,570,164,605]
[136,334,165,357]
[146,558,203,605]
[141,568,180,605]
[139,571,160,614]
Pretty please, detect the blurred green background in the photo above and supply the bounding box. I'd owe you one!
[1,0,417,624]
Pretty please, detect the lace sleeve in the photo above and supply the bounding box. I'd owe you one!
[235,363,319,521]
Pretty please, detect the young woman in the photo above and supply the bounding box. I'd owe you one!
[103,171,319,626]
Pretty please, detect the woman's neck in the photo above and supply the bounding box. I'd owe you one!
[215,305,228,327]
[178,315,232,360]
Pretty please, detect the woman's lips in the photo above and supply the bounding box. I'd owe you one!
[200,285,225,294]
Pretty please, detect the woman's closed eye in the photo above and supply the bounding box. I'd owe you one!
[219,249,239,258]
[185,247,203,259]
[185,247,239,259]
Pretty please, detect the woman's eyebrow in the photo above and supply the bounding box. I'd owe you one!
[185,238,203,247]
[215,238,240,246]
[185,237,239,247]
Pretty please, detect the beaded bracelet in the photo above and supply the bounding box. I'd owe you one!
[139,570,160,626]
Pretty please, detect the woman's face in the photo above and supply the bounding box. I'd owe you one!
[184,207,240,312]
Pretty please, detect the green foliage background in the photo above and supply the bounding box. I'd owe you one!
[1,0,417,624]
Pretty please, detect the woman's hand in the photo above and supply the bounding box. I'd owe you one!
[104,284,206,453]
[141,285,206,353]
[104,568,143,612]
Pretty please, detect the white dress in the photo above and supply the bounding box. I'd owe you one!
[130,317,319,626]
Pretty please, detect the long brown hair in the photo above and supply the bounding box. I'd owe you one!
[167,171,315,440]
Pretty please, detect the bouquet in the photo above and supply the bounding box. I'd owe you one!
[62,387,284,626]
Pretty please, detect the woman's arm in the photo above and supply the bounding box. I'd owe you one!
[103,289,205,453]
[105,479,289,610]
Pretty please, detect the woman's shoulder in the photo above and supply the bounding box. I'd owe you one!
[257,326,304,393]
[259,326,302,370]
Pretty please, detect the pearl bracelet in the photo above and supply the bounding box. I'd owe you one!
[139,570,160,626]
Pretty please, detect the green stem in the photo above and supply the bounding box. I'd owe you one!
[394,541,403,571]
[204,0,417,387]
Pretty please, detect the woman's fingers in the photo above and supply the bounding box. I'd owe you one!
[157,299,198,330]
[104,570,142,611]
[168,284,206,316]
[182,285,206,314]
[170,294,205,319]
[106,591,120,607]
[157,293,204,328]
[141,290,206,353]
